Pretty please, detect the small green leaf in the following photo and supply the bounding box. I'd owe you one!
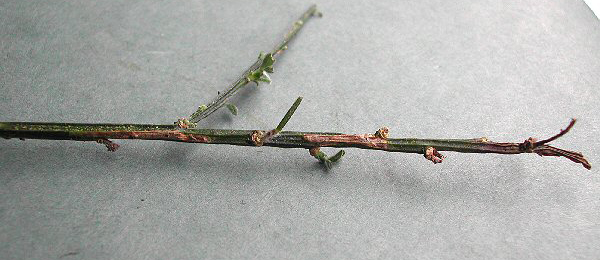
[311,149,344,170]
[226,103,238,116]
[312,151,324,160]
[257,71,271,83]
[246,52,275,85]
[329,150,346,162]
[261,53,275,69]
[247,70,260,82]
[324,160,332,170]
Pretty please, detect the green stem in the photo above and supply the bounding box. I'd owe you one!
[271,5,320,57]
[0,120,590,170]
[187,5,320,124]
[275,97,303,133]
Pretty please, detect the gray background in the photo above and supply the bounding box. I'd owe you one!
[1,0,599,259]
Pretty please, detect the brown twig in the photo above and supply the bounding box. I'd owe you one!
[0,119,591,170]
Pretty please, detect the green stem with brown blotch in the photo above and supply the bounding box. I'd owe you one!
[185,5,320,125]
[0,119,590,170]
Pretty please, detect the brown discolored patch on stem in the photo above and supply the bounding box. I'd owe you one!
[97,138,119,152]
[303,134,388,149]
[478,142,522,154]
[424,146,444,164]
[82,131,210,143]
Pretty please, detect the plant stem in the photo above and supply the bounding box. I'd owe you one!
[275,97,303,133]
[186,5,320,124]
[0,120,590,170]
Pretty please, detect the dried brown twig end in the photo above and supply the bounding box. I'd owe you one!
[520,119,591,170]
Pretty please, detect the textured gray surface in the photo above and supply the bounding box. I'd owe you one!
[1,0,599,259]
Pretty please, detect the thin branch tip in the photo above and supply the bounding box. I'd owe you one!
[275,96,303,132]
[185,5,319,124]
[534,118,577,146]
[533,145,591,170]
[520,118,591,170]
